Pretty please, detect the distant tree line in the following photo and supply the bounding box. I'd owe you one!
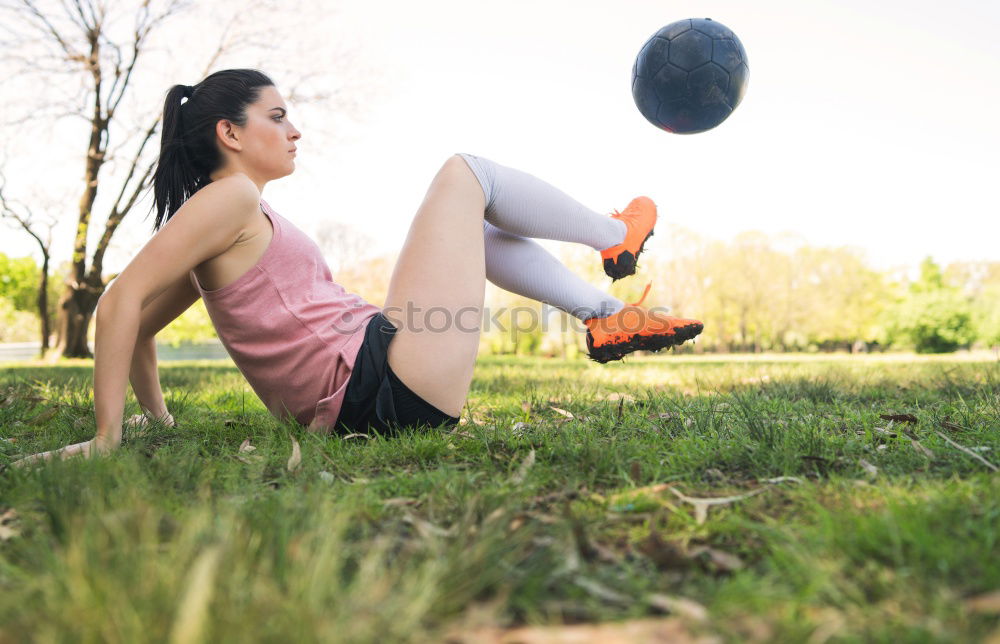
[1,229,997,355]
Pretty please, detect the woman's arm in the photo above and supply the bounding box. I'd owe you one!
[12,174,260,466]
[128,271,202,422]
[130,336,171,420]
[92,289,143,448]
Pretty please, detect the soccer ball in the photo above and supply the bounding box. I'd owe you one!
[632,18,749,134]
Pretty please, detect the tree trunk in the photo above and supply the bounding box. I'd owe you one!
[37,252,50,356]
[58,278,104,359]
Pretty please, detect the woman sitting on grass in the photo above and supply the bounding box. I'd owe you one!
[15,68,702,466]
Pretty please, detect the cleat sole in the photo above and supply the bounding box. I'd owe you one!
[603,230,654,281]
[586,321,704,364]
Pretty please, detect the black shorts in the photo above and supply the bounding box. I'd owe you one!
[333,312,461,435]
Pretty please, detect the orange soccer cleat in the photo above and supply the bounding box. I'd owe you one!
[584,282,703,363]
[600,196,657,281]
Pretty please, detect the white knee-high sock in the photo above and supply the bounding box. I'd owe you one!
[483,221,625,321]
[458,152,627,249]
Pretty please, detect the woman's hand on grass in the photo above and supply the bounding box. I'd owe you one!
[10,435,119,468]
[125,411,175,430]
[8,412,173,469]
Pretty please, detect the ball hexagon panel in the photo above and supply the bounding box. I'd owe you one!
[650,63,689,103]
[667,29,713,72]
[688,62,732,108]
[631,76,662,124]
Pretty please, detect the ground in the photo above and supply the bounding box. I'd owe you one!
[1,354,998,642]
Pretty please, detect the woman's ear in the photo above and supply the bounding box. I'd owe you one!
[215,119,242,152]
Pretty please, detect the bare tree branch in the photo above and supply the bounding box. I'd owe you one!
[20,0,87,63]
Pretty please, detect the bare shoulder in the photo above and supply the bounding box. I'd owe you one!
[105,176,263,306]
[167,174,261,236]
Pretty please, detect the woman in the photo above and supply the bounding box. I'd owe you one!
[15,68,702,465]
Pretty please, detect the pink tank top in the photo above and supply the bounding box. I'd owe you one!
[191,198,382,429]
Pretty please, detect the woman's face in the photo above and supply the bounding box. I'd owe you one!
[216,85,301,182]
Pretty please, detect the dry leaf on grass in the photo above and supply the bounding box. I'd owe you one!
[447,617,719,644]
[872,426,898,438]
[511,449,535,484]
[341,433,370,440]
[907,435,935,459]
[934,431,999,472]
[965,590,1000,614]
[762,476,804,485]
[574,577,630,604]
[0,509,20,542]
[879,413,918,424]
[638,530,743,574]
[383,497,420,507]
[287,437,301,472]
[236,439,261,465]
[940,419,965,432]
[647,594,709,622]
[859,459,878,477]
[669,486,770,525]
[687,545,744,572]
[402,513,454,538]
[549,406,574,420]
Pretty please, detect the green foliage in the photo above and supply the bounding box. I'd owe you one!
[0,254,67,333]
[156,298,218,346]
[911,255,947,293]
[0,253,39,312]
[971,285,1000,348]
[884,290,976,353]
[0,296,38,342]
[883,258,976,353]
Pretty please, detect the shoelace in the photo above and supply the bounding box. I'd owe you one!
[629,281,653,307]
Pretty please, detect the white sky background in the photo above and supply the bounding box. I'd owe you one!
[2,0,999,281]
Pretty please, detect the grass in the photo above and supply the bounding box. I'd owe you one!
[1,354,998,642]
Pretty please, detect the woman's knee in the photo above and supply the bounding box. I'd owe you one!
[444,154,489,207]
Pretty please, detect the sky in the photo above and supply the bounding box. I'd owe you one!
[2,0,999,279]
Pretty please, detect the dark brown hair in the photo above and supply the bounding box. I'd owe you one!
[150,68,274,231]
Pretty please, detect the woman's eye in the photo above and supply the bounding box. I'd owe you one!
[273,116,283,122]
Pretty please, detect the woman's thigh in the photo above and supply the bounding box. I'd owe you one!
[382,155,486,418]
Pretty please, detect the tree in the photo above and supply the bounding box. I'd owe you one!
[883,257,975,353]
[0,178,58,355]
[0,0,379,357]
[944,260,1000,349]
[0,253,38,311]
